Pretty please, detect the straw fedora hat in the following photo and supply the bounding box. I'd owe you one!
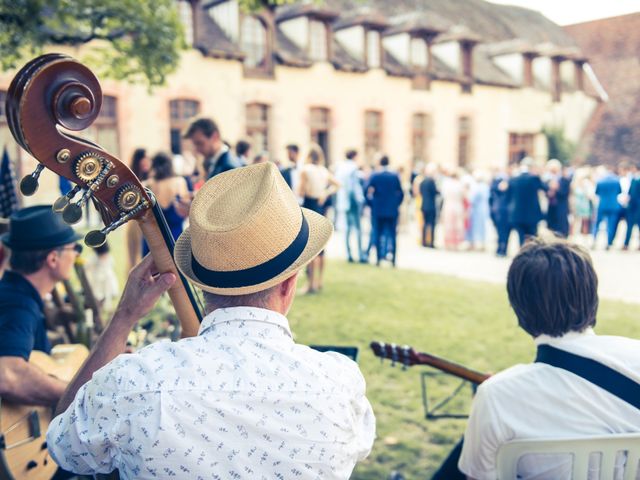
[174,162,333,295]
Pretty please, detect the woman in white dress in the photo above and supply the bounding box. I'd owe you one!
[441,169,466,250]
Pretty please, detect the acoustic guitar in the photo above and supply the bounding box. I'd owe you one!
[0,345,88,480]
[370,341,490,385]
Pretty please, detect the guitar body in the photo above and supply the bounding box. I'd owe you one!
[0,345,88,480]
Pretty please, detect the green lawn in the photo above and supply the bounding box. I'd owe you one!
[289,262,639,479]
[104,228,639,479]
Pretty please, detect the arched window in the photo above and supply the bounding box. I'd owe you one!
[364,110,383,164]
[169,99,200,154]
[241,16,267,69]
[85,95,120,157]
[246,103,270,155]
[412,113,432,165]
[458,116,472,168]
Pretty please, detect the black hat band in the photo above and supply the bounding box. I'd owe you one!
[191,213,309,288]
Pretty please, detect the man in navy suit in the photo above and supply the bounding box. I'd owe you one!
[545,159,572,238]
[593,166,622,249]
[623,164,640,249]
[490,168,511,256]
[184,118,241,179]
[367,156,404,266]
[507,158,547,246]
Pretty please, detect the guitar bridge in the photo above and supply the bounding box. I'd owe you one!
[0,410,41,450]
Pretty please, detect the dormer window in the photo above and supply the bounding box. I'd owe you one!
[241,16,267,69]
[177,0,194,46]
[366,30,381,68]
[309,19,328,61]
[410,37,428,68]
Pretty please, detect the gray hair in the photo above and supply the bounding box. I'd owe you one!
[202,286,277,314]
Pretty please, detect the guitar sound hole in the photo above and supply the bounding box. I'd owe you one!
[27,460,38,470]
[44,458,48,465]
[41,441,47,450]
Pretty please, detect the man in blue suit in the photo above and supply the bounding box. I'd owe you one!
[490,168,511,256]
[507,158,547,246]
[367,156,404,266]
[545,159,572,238]
[593,166,622,249]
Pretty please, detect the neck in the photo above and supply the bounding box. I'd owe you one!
[22,270,57,299]
[210,139,223,157]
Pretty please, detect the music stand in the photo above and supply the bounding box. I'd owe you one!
[420,370,478,420]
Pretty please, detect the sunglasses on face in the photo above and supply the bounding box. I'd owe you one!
[58,243,83,254]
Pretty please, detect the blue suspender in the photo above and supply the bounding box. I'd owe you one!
[536,344,640,411]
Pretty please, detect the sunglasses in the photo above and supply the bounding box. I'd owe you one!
[58,243,83,254]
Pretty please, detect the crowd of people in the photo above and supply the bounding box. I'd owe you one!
[410,157,640,256]
[122,114,640,287]
[1,113,638,480]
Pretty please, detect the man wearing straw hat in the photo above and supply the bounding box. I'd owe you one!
[48,163,375,479]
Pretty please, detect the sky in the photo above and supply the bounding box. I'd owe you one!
[487,0,639,25]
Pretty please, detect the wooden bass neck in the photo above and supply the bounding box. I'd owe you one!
[137,201,202,338]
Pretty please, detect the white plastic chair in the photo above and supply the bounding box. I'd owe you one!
[497,434,640,480]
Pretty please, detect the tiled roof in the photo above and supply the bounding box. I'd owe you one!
[276,3,339,22]
[473,46,519,87]
[330,38,367,72]
[193,0,585,90]
[275,27,313,68]
[193,4,244,60]
[332,7,388,31]
[384,11,450,36]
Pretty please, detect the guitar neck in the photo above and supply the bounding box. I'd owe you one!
[414,351,490,385]
[137,203,202,338]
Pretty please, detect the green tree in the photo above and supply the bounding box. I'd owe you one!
[543,126,576,166]
[0,0,297,87]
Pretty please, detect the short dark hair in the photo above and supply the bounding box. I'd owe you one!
[380,155,390,167]
[346,149,357,160]
[184,118,219,139]
[130,148,148,180]
[9,248,54,275]
[152,152,175,180]
[507,238,598,338]
[236,140,251,157]
[286,144,299,153]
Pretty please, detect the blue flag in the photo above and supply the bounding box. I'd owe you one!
[0,146,19,218]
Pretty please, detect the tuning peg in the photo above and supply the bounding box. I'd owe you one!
[19,164,45,196]
[84,230,106,248]
[83,199,148,248]
[53,185,81,212]
[61,202,83,224]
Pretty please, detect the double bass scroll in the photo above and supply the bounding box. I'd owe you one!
[5,54,202,337]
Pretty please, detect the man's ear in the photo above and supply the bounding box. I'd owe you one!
[45,250,59,269]
[280,272,299,299]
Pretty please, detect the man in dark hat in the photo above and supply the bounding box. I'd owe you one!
[0,205,84,406]
[0,206,174,407]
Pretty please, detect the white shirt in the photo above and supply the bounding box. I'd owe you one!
[47,307,375,479]
[334,160,363,212]
[459,329,640,480]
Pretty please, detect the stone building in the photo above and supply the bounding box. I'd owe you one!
[565,13,640,166]
[0,0,605,204]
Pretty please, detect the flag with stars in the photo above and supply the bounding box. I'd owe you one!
[0,146,19,218]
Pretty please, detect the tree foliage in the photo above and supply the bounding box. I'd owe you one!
[0,0,300,87]
[543,126,576,166]
[0,0,185,87]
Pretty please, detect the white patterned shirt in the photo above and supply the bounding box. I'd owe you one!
[47,307,375,479]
